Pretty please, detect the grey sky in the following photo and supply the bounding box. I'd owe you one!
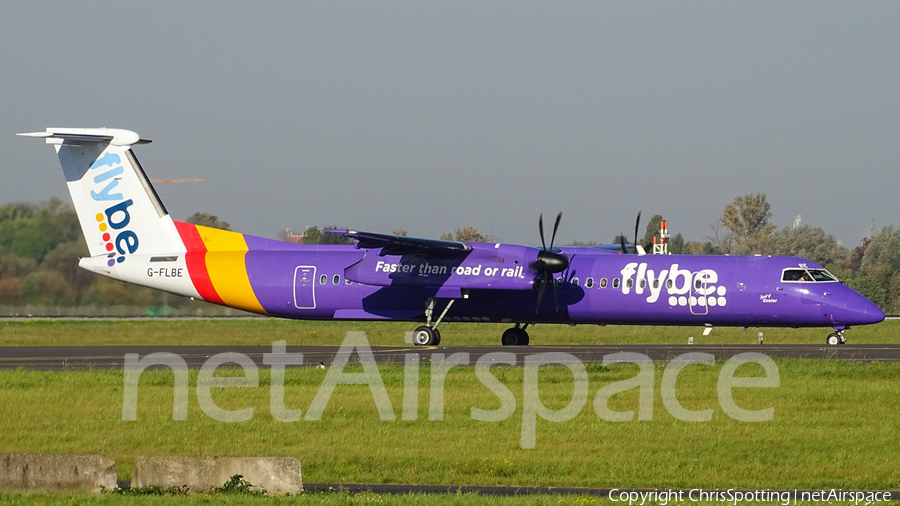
[2,2,898,248]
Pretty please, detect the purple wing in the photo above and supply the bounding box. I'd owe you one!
[324,229,472,256]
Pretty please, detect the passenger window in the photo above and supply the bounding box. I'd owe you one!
[639,279,646,289]
[666,279,673,289]
[333,274,340,285]
[600,278,608,288]
[653,279,660,289]
[585,277,594,288]
[612,278,620,289]
[345,279,352,285]
[572,277,580,287]
[694,279,702,289]
[626,279,633,288]
[556,277,564,287]
[319,274,327,285]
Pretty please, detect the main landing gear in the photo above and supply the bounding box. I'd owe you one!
[501,323,530,346]
[412,297,455,346]
[412,326,441,346]
[826,330,847,346]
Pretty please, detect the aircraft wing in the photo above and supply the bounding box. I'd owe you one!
[325,229,472,256]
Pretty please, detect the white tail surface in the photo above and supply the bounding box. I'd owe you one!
[18,128,186,268]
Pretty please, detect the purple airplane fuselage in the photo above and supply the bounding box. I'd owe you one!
[235,239,883,330]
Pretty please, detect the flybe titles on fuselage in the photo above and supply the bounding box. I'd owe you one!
[87,152,139,266]
[620,262,728,308]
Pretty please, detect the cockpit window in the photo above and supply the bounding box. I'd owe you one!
[782,268,839,283]
[808,269,838,282]
[782,269,808,282]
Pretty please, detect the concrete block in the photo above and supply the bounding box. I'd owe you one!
[0,453,117,493]
[133,456,302,494]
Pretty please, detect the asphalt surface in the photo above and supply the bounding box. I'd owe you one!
[1,344,899,370]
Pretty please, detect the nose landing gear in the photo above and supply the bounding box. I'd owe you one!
[826,330,846,346]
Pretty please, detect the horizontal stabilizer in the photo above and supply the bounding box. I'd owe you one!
[17,128,151,146]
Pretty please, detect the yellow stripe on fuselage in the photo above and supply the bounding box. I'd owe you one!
[195,225,267,315]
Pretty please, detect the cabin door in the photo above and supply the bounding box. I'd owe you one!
[689,272,709,315]
[294,266,317,309]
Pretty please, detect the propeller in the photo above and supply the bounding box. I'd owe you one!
[619,211,642,254]
[633,211,642,251]
[530,212,569,313]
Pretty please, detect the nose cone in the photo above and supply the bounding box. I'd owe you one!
[830,288,885,325]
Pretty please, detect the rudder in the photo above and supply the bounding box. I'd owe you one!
[18,128,186,266]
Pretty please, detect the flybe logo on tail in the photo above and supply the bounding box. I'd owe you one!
[89,152,139,266]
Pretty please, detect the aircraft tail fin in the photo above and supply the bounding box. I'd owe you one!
[18,128,186,265]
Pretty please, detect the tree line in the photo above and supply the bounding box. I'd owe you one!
[1,195,898,312]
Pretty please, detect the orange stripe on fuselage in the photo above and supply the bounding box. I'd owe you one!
[173,221,266,314]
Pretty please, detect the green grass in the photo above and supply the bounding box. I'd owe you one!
[0,492,839,506]
[1,359,898,490]
[1,491,878,506]
[1,318,899,346]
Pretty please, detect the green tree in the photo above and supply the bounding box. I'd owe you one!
[80,276,156,307]
[640,214,664,250]
[300,226,355,245]
[19,270,77,306]
[719,193,776,253]
[848,273,888,310]
[669,233,684,254]
[441,227,492,243]
[759,225,848,267]
[0,198,81,262]
[682,241,704,255]
[860,226,900,272]
[185,212,231,231]
[41,240,93,294]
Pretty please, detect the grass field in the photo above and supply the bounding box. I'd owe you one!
[0,492,802,506]
[1,319,897,503]
[3,491,872,506]
[1,318,899,346]
[0,359,898,490]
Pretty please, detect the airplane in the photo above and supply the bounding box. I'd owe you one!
[18,127,885,347]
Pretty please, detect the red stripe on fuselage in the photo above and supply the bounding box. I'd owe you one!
[173,221,224,305]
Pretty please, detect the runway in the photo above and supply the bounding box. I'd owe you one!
[2,344,900,370]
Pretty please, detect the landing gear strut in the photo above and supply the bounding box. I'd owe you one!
[826,330,846,346]
[501,323,530,346]
[412,297,454,346]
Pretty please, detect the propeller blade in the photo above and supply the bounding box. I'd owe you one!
[549,212,562,250]
[538,213,546,251]
[619,235,627,254]
[551,276,560,312]
[535,273,548,314]
[633,211,642,251]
